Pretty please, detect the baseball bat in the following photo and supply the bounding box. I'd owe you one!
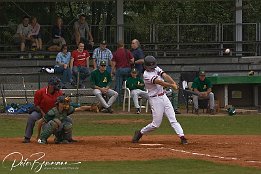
[22,77,28,104]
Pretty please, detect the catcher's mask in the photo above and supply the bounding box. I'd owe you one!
[227,106,236,116]
[56,96,71,110]
[48,77,61,91]
[144,56,157,70]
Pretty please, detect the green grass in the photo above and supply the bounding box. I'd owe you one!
[1,158,261,174]
[0,113,260,174]
[0,114,260,137]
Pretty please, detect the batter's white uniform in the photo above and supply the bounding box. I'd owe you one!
[140,66,184,137]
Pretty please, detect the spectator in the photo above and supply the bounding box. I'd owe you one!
[22,77,76,143]
[90,60,118,113]
[74,14,94,50]
[54,44,73,87]
[15,16,32,54]
[28,16,42,50]
[70,42,90,88]
[111,40,134,101]
[191,70,215,115]
[126,68,149,114]
[131,39,144,74]
[52,17,66,50]
[92,40,113,73]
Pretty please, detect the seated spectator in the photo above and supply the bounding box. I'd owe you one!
[14,16,33,55]
[70,42,90,88]
[126,68,149,114]
[51,17,66,51]
[90,60,118,113]
[28,16,42,50]
[111,40,134,102]
[191,70,215,115]
[73,14,94,50]
[54,44,73,88]
[92,40,113,73]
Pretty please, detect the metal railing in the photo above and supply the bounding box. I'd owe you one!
[1,23,261,55]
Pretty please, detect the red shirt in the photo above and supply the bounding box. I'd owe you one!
[72,49,90,67]
[112,48,133,68]
[34,87,63,114]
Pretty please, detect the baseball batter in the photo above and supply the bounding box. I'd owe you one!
[132,56,188,145]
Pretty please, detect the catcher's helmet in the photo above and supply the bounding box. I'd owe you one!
[144,56,157,69]
[56,96,71,110]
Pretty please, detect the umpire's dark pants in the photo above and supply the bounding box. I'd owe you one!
[24,111,73,140]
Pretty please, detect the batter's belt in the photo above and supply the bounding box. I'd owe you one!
[150,92,165,97]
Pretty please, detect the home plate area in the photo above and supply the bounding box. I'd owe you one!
[0,135,260,168]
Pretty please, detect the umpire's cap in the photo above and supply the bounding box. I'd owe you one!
[48,76,61,90]
[144,56,157,69]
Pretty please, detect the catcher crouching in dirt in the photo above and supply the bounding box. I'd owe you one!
[37,96,99,144]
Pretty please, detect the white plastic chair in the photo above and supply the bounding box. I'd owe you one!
[122,81,149,113]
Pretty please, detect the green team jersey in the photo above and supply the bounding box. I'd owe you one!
[191,77,213,92]
[126,77,145,91]
[43,106,75,122]
[90,69,112,88]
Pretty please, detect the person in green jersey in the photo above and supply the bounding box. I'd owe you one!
[37,96,96,144]
[90,60,118,113]
[126,68,149,114]
[191,70,215,115]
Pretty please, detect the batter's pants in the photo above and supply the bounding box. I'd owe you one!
[141,94,184,137]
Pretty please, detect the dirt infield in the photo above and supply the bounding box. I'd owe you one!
[0,135,260,168]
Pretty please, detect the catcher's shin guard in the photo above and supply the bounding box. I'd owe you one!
[39,120,57,141]
[132,130,143,143]
[62,122,72,141]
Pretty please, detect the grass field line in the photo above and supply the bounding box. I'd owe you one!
[128,146,261,165]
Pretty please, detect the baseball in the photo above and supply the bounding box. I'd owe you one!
[225,48,230,54]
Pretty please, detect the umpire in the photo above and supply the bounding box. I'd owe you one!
[23,77,63,143]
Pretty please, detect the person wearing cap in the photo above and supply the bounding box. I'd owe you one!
[111,40,134,102]
[22,77,63,143]
[74,14,94,50]
[92,40,113,73]
[37,96,96,144]
[71,42,91,88]
[90,60,118,113]
[191,71,215,115]
[126,68,148,114]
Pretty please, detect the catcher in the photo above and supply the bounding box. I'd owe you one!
[37,96,99,144]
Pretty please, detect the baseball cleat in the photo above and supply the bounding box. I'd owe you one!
[68,139,78,143]
[22,138,30,143]
[180,136,188,145]
[132,130,143,143]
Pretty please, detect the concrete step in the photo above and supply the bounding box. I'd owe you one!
[0,58,55,68]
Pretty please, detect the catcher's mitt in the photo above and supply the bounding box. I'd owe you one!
[90,103,99,113]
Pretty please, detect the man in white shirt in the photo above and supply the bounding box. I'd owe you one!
[132,56,188,145]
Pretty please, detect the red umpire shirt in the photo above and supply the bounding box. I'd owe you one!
[34,87,63,114]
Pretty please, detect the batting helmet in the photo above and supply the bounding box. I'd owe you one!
[144,56,157,69]
[48,77,61,91]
